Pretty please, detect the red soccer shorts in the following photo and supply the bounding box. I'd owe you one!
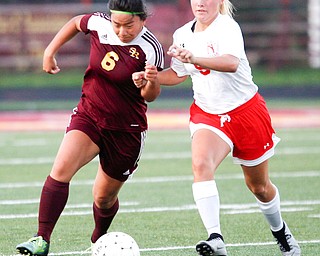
[189,93,280,166]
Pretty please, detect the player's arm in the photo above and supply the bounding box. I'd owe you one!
[168,45,239,73]
[137,64,161,102]
[191,54,239,72]
[43,15,84,74]
[157,68,188,86]
[132,67,187,87]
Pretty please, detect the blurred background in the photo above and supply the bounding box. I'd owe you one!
[1,3,319,255]
[0,0,319,110]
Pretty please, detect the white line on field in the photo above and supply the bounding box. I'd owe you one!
[309,214,320,218]
[1,170,319,189]
[10,239,317,256]
[1,133,319,148]
[2,240,320,256]
[0,201,319,220]
[139,239,320,251]
[0,200,139,207]
[2,198,320,208]
[1,146,320,166]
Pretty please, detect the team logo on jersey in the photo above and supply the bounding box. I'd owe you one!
[207,42,218,57]
[129,47,139,59]
[123,170,131,176]
[218,114,231,127]
[100,34,108,42]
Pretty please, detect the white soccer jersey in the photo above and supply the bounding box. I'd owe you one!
[171,14,258,114]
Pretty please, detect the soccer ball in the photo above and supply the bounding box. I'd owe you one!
[92,232,140,256]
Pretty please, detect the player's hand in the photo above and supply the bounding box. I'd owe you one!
[43,55,61,74]
[132,71,147,88]
[144,63,158,83]
[167,44,195,64]
[132,64,158,88]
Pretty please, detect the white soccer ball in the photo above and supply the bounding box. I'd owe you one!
[92,232,140,256]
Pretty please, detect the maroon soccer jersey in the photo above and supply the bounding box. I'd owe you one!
[78,12,164,132]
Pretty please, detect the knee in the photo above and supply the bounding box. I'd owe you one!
[94,195,117,209]
[93,190,118,209]
[246,182,274,202]
[192,158,215,181]
[248,184,267,198]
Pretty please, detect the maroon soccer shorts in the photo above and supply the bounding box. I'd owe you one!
[66,109,146,181]
[189,93,280,167]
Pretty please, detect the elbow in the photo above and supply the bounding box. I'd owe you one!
[223,63,238,73]
[229,65,238,73]
[226,60,239,73]
[144,95,158,102]
[143,87,161,102]
[222,55,239,73]
[229,58,240,73]
[145,97,156,103]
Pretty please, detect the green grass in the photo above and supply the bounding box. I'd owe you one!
[252,66,320,86]
[0,69,84,89]
[0,127,320,255]
[1,66,320,89]
[1,97,320,112]
[0,66,319,112]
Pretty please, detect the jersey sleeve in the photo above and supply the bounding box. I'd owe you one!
[80,12,109,34]
[143,31,165,71]
[170,30,190,77]
[80,13,92,34]
[147,51,164,71]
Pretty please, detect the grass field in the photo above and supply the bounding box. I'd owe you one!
[1,67,320,89]
[0,125,320,256]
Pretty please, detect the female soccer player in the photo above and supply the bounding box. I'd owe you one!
[16,0,163,255]
[133,0,301,255]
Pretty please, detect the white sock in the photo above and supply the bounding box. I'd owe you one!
[256,185,283,231]
[192,180,221,236]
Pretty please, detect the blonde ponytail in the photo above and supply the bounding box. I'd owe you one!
[220,0,235,17]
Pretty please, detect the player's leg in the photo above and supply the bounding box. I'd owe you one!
[242,160,282,227]
[39,130,99,240]
[91,164,124,243]
[50,129,100,182]
[16,130,99,255]
[191,128,230,256]
[90,129,146,244]
[242,161,301,255]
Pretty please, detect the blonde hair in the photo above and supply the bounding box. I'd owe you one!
[220,0,235,17]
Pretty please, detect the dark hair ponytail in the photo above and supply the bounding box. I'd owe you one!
[107,0,148,21]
